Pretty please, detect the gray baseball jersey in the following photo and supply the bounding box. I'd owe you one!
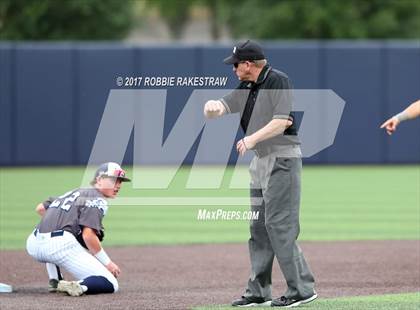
[37,188,108,237]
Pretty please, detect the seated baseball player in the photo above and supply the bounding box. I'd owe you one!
[26,162,130,296]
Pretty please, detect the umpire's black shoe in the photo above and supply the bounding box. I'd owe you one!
[271,294,317,307]
[232,296,272,307]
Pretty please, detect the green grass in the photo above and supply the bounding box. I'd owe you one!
[0,165,419,249]
[194,292,420,310]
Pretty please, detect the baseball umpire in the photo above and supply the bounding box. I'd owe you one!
[26,162,130,296]
[204,40,317,307]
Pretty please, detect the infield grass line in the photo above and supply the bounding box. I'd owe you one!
[193,292,420,310]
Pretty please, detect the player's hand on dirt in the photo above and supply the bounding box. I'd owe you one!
[380,117,400,135]
[236,136,256,156]
[204,100,225,118]
[106,261,121,278]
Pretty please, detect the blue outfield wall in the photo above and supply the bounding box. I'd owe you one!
[0,41,419,166]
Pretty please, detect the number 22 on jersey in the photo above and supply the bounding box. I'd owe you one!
[49,191,81,211]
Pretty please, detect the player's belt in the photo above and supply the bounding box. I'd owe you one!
[34,229,65,238]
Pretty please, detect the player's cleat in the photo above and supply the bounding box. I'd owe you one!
[271,293,317,307]
[57,280,84,296]
[48,279,59,292]
[232,296,272,307]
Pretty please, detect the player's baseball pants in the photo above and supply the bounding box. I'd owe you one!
[244,154,315,300]
[26,230,118,292]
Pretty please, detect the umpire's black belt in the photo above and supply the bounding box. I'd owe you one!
[34,229,64,238]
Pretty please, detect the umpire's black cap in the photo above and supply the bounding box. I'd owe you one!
[223,40,265,64]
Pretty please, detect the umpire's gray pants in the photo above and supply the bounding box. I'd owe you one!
[244,154,315,300]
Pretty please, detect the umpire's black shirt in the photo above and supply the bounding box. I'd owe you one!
[221,64,300,153]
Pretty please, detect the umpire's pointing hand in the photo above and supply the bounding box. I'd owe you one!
[380,116,400,135]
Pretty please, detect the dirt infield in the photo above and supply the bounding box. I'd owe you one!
[0,240,418,309]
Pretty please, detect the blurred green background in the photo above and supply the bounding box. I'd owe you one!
[1,0,419,41]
